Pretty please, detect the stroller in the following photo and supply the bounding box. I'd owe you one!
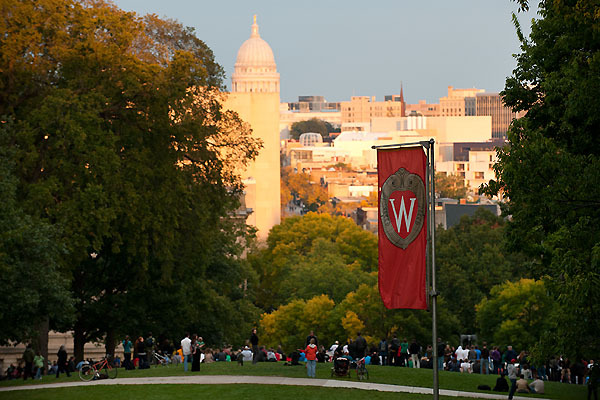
[331,357,351,378]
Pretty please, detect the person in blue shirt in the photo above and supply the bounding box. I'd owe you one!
[122,336,133,370]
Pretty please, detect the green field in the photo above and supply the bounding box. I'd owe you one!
[0,362,585,400]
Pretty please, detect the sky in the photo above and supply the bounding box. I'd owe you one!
[111,0,539,104]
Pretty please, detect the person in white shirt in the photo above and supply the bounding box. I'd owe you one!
[460,360,472,373]
[529,378,545,394]
[181,333,192,372]
[328,341,339,358]
[241,346,253,362]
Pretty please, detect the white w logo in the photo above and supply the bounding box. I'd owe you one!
[389,197,417,234]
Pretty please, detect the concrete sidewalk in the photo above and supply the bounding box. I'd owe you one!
[0,375,549,399]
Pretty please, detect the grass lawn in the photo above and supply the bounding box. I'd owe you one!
[0,384,490,400]
[0,362,586,399]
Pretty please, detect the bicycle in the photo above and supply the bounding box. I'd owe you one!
[79,355,118,381]
[356,357,369,381]
[151,350,169,367]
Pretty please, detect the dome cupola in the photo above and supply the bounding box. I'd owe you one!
[232,15,280,93]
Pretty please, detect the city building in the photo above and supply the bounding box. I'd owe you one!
[287,96,341,112]
[439,86,485,116]
[406,100,440,117]
[223,16,281,239]
[436,141,504,189]
[340,92,406,127]
[469,92,522,139]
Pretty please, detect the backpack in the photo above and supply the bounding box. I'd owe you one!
[379,340,387,352]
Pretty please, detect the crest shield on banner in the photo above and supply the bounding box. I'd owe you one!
[377,146,428,310]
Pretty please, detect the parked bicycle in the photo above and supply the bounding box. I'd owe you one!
[79,355,118,381]
[356,357,369,381]
[151,350,170,367]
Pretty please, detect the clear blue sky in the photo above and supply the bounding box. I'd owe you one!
[112,0,538,104]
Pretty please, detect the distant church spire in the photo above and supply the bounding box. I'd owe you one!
[400,82,406,117]
[251,14,259,38]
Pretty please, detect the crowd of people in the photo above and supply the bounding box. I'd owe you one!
[5,329,599,399]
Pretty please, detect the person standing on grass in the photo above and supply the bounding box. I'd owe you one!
[191,334,203,372]
[587,361,600,400]
[250,328,259,364]
[400,338,409,367]
[379,337,388,366]
[507,358,519,400]
[33,351,44,380]
[480,342,490,375]
[437,338,445,371]
[56,345,70,378]
[409,338,420,368]
[136,336,147,369]
[306,330,318,347]
[181,332,192,372]
[304,338,318,378]
[22,345,35,380]
[122,335,133,370]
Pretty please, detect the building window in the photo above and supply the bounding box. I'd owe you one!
[474,172,484,179]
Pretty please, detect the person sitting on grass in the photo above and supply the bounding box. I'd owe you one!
[266,349,277,362]
[340,350,353,361]
[460,359,472,373]
[493,373,509,392]
[516,374,530,393]
[529,377,545,394]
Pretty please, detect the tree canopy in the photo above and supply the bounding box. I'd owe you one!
[281,166,329,213]
[289,118,336,141]
[476,278,556,356]
[0,129,74,345]
[436,172,468,199]
[1,0,260,358]
[436,209,526,335]
[482,0,600,358]
[249,213,377,311]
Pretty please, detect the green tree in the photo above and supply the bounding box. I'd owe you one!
[436,209,526,335]
[0,127,74,345]
[260,295,337,353]
[436,172,468,199]
[1,0,260,359]
[482,0,600,357]
[476,279,556,356]
[335,284,459,347]
[249,213,377,310]
[289,118,334,141]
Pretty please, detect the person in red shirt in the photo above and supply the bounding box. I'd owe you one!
[303,338,318,378]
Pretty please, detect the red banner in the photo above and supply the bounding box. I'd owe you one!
[377,147,428,310]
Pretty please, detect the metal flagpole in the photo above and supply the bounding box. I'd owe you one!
[372,140,438,397]
[425,143,431,310]
[430,138,439,400]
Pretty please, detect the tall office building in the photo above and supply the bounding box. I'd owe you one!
[472,93,521,139]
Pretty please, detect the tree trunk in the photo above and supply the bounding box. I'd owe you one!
[36,317,49,375]
[73,322,86,363]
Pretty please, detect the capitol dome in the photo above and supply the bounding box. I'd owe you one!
[231,16,280,93]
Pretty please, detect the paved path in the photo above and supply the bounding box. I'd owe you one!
[0,375,548,399]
